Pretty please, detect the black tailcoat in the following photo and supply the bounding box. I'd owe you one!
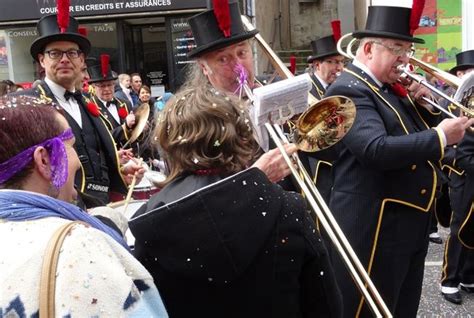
[129,168,342,318]
[440,130,474,289]
[91,95,133,146]
[324,63,444,316]
[18,81,128,201]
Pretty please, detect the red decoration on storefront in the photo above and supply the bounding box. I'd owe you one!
[87,102,100,117]
[212,0,231,37]
[289,55,296,75]
[331,20,342,43]
[410,0,426,35]
[57,0,70,33]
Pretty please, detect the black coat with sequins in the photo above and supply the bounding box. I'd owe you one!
[129,167,342,318]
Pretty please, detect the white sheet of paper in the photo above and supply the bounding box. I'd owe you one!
[251,73,311,126]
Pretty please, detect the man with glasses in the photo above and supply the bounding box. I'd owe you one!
[307,30,345,99]
[18,14,142,208]
[87,58,134,143]
[322,4,474,316]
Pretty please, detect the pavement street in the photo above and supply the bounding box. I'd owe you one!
[417,227,474,317]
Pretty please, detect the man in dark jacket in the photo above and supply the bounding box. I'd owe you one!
[184,0,296,185]
[17,13,143,207]
[87,57,134,146]
[323,4,473,317]
[440,49,474,304]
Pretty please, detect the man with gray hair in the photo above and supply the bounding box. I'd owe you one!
[184,0,296,184]
[323,3,473,316]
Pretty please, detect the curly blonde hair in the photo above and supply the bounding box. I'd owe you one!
[154,84,259,185]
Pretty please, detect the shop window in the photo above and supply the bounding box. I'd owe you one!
[1,22,119,84]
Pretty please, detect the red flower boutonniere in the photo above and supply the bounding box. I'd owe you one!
[118,107,128,119]
[391,83,408,98]
[87,102,100,117]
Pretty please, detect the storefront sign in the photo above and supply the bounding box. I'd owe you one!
[0,0,208,22]
[168,16,196,90]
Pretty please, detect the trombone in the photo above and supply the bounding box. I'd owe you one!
[242,16,392,318]
[337,33,474,119]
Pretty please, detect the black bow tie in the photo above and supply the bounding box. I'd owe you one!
[64,90,82,101]
[106,101,115,107]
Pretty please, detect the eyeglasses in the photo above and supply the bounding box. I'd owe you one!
[371,41,414,58]
[95,83,114,89]
[43,49,82,60]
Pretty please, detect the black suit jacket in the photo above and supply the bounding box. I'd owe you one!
[309,73,326,99]
[324,63,444,257]
[92,95,133,146]
[18,81,128,195]
[452,131,474,248]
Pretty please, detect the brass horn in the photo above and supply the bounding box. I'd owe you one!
[336,33,474,119]
[402,57,474,119]
[242,16,392,318]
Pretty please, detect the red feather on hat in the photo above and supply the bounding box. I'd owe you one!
[212,0,231,38]
[100,54,110,79]
[331,20,342,43]
[57,0,70,33]
[410,0,426,35]
[78,27,88,37]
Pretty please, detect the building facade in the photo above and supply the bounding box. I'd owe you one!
[0,0,468,92]
[0,0,209,92]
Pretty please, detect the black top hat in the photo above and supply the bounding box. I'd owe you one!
[88,55,117,83]
[308,35,339,63]
[353,6,425,44]
[450,50,474,74]
[188,1,258,58]
[30,15,91,61]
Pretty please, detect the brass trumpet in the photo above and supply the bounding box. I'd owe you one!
[336,33,474,119]
[242,16,391,318]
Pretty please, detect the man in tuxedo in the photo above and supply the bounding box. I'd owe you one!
[440,49,474,304]
[19,14,143,207]
[323,4,474,316]
[87,59,134,144]
[308,32,345,99]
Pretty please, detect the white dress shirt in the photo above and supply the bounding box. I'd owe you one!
[313,72,329,90]
[100,97,120,124]
[45,77,83,128]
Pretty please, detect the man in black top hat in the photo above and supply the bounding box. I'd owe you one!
[439,49,474,304]
[305,21,345,204]
[87,56,134,143]
[308,34,345,99]
[185,0,295,184]
[322,3,474,316]
[18,13,143,207]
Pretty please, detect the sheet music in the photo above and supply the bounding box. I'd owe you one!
[251,73,311,126]
[247,73,311,151]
